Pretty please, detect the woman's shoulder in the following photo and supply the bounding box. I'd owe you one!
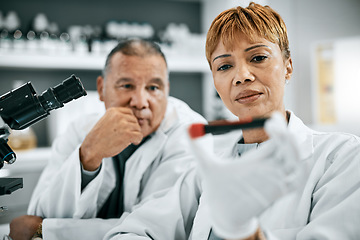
[288,111,360,163]
[288,110,360,146]
[312,130,360,156]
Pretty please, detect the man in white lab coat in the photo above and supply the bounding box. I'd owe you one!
[8,39,206,239]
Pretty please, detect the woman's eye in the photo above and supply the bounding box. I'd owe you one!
[217,64,232,71]
[252,55,268,62]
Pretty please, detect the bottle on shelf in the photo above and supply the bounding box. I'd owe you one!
[32,13,50,52]
[0,11,22,51]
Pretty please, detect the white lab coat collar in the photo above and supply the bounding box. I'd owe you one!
[214,111,314,161]
[287,111,314,160]
[158,96,181,134]
[123,96,184,210]
[123,130,167,210]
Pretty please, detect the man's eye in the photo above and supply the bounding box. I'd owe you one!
[148,85,159,91]
[217,64,232,71]
[123,84,133,89]
[117,84,133,90]
[252,56,268,62]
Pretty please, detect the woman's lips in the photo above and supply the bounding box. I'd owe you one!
[235,90,263,104]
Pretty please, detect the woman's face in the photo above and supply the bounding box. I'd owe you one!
[210,34,293,120]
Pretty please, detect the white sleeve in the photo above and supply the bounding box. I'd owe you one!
[294,140,360,239]
[27,123,83,218]
[264,136,360,239]
[104,168,202,240]
[27,117,115,219]
[42,218,122,240]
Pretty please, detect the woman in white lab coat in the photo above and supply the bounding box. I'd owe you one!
[104,2,360,240]
[191,2,360,239]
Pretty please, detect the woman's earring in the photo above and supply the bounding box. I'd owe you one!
[285,79,289,85]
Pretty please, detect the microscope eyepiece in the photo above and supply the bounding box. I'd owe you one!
[0,74,87,130]
[39,75,87,111]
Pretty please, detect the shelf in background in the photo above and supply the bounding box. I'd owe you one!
[0,50,209,73]
[0,147,51,175]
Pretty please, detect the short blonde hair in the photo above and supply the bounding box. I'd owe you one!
[205,2,290,68]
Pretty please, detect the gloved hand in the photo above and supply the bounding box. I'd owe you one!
[189,112,303,239]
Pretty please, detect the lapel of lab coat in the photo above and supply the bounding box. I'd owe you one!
[122,98,179,211]
[287,111,314,161]
[258,112,316,231]
[122,130,167,211]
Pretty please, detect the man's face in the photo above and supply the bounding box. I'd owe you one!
[97,52,169,137]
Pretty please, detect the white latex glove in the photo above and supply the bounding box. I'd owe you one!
[189,112,302,239]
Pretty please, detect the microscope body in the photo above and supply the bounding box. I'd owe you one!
[0,117,20,196]
[0,117,16,168]
[0,74,87,195]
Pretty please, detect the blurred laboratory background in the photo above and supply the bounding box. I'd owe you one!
[0,0,360,230]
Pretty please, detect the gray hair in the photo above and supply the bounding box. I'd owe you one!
[102,38,168,78]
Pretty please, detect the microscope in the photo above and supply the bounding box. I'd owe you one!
[0,74,87,196]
